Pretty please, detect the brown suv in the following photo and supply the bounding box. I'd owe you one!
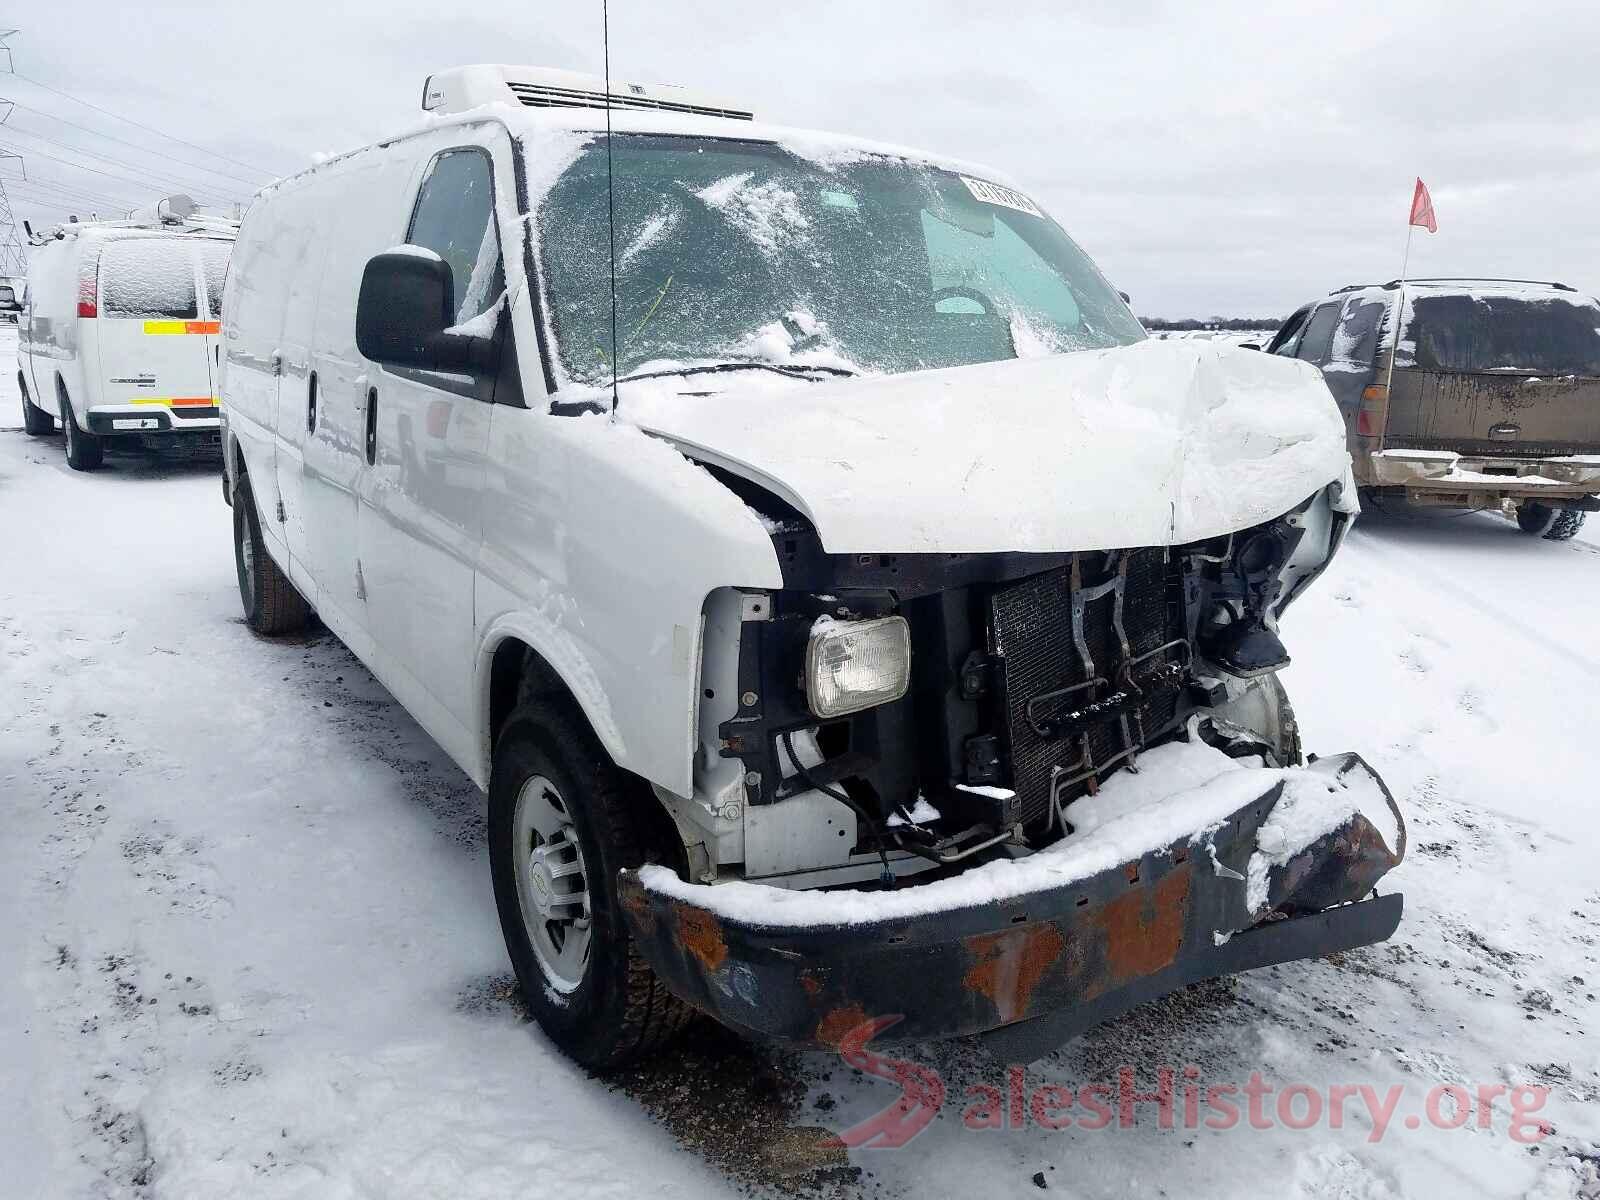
[1265,279,1600,539]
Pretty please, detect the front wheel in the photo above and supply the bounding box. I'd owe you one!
[233,470,311,635]
[1517,502,1587,541]
[488,700,691,1069]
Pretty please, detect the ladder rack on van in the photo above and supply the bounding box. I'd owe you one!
[29,194,240,245]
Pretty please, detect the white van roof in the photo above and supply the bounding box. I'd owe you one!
[421,65,754,122]
[259,67,1027,211]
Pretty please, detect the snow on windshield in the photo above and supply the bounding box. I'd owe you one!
[534,134,1144,386]
[692,173,810,258]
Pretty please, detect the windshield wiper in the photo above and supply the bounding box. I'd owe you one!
[614,360,857,387]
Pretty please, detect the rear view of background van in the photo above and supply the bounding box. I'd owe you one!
[18,207,235,471]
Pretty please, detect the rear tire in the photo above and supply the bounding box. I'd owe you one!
[60,391,103,471]
[489,699,691,1070]
[233,470,311,635]
[1517,502,1587,541]
[19,375,54,435]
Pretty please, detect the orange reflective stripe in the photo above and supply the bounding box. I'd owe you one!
[127,396,219,407]
[142,320,220,335]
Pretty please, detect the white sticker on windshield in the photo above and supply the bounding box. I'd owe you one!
[959,176,1043,219]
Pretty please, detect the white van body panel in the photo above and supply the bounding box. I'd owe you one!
[475,411,783,793]
[225,116,784,794]
[18,233,91,416]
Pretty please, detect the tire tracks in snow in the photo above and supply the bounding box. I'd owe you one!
[1355,534,1600,682]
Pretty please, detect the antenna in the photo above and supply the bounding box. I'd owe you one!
[602,0,620,415]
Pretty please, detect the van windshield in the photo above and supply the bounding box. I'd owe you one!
[535,135,1144,384]
[1401,292,1600,376]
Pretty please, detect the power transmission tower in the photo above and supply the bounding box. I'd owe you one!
[0,31,27,278]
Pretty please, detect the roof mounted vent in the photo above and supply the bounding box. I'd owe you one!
[422,65,754,122]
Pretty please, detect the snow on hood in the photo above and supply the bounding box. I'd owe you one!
[620,340,1349,555]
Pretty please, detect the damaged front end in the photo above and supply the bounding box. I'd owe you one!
[622,752,1401,1057]
[624,479,1404,1054]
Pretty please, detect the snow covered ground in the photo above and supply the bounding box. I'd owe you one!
[3,323,1598,1199]
[1147,328,1278,348]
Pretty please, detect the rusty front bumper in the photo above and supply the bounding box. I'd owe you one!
[619,753,1404,1055]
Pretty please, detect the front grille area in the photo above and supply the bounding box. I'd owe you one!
[990,550,1184,829]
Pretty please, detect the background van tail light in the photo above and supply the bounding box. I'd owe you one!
[76,254,99,318]
[1357,384,1388,437]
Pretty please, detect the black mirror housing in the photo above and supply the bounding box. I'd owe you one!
[356,249,484,370]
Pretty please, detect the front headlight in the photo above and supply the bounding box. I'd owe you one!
[804,616,911,718]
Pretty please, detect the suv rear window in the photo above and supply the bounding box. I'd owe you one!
[99,239,198,320]
[1402,293,1600,375]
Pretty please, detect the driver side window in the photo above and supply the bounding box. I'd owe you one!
[1295,303,1341,365]
[407,148,504,326]
[1269,307,1312,357]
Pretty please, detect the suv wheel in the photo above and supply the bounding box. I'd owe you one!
[19,374,54,435]
[233,469,311,634]
[1516,502,1587,541]
[489,699,691,1069]
[60,391,103,470]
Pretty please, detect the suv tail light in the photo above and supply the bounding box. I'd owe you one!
[1357,384,1387,437]
[76,252,99,318]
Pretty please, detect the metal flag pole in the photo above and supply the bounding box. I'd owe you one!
[1382,203,1418,404]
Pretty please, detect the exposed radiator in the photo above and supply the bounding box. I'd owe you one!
[989,550,1183,829]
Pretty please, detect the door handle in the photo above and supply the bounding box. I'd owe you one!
[307,370,318,434]
[365,386,378,465]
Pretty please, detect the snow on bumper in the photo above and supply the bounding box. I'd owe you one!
[1369,448,1600,498]
[620,750,1405,1052]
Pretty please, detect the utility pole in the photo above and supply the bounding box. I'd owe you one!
[0,31,27,279]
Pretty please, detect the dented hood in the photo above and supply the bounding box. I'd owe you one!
[622,340,1350,554]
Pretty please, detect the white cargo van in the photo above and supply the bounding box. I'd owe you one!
[18,215,233,469]
[222,65,1404,1069]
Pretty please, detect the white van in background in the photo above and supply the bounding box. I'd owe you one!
[18,207,234,470]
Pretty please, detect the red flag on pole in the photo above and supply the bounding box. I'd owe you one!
[1409,178,1437,233]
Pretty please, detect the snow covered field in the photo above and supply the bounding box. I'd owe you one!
[1147,328,1279,348]
[3,323,1598,1199]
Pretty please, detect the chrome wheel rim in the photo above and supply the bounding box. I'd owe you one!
[512,774,592,993]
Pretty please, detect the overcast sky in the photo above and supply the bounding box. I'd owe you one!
[5,0,1598,317]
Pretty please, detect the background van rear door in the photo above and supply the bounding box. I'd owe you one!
[96,238,215,417]
[196,240,232,413]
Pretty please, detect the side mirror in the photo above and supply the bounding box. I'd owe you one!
[356,248,490,371]
[1117,290,1132,305]
[0,285,17,311]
